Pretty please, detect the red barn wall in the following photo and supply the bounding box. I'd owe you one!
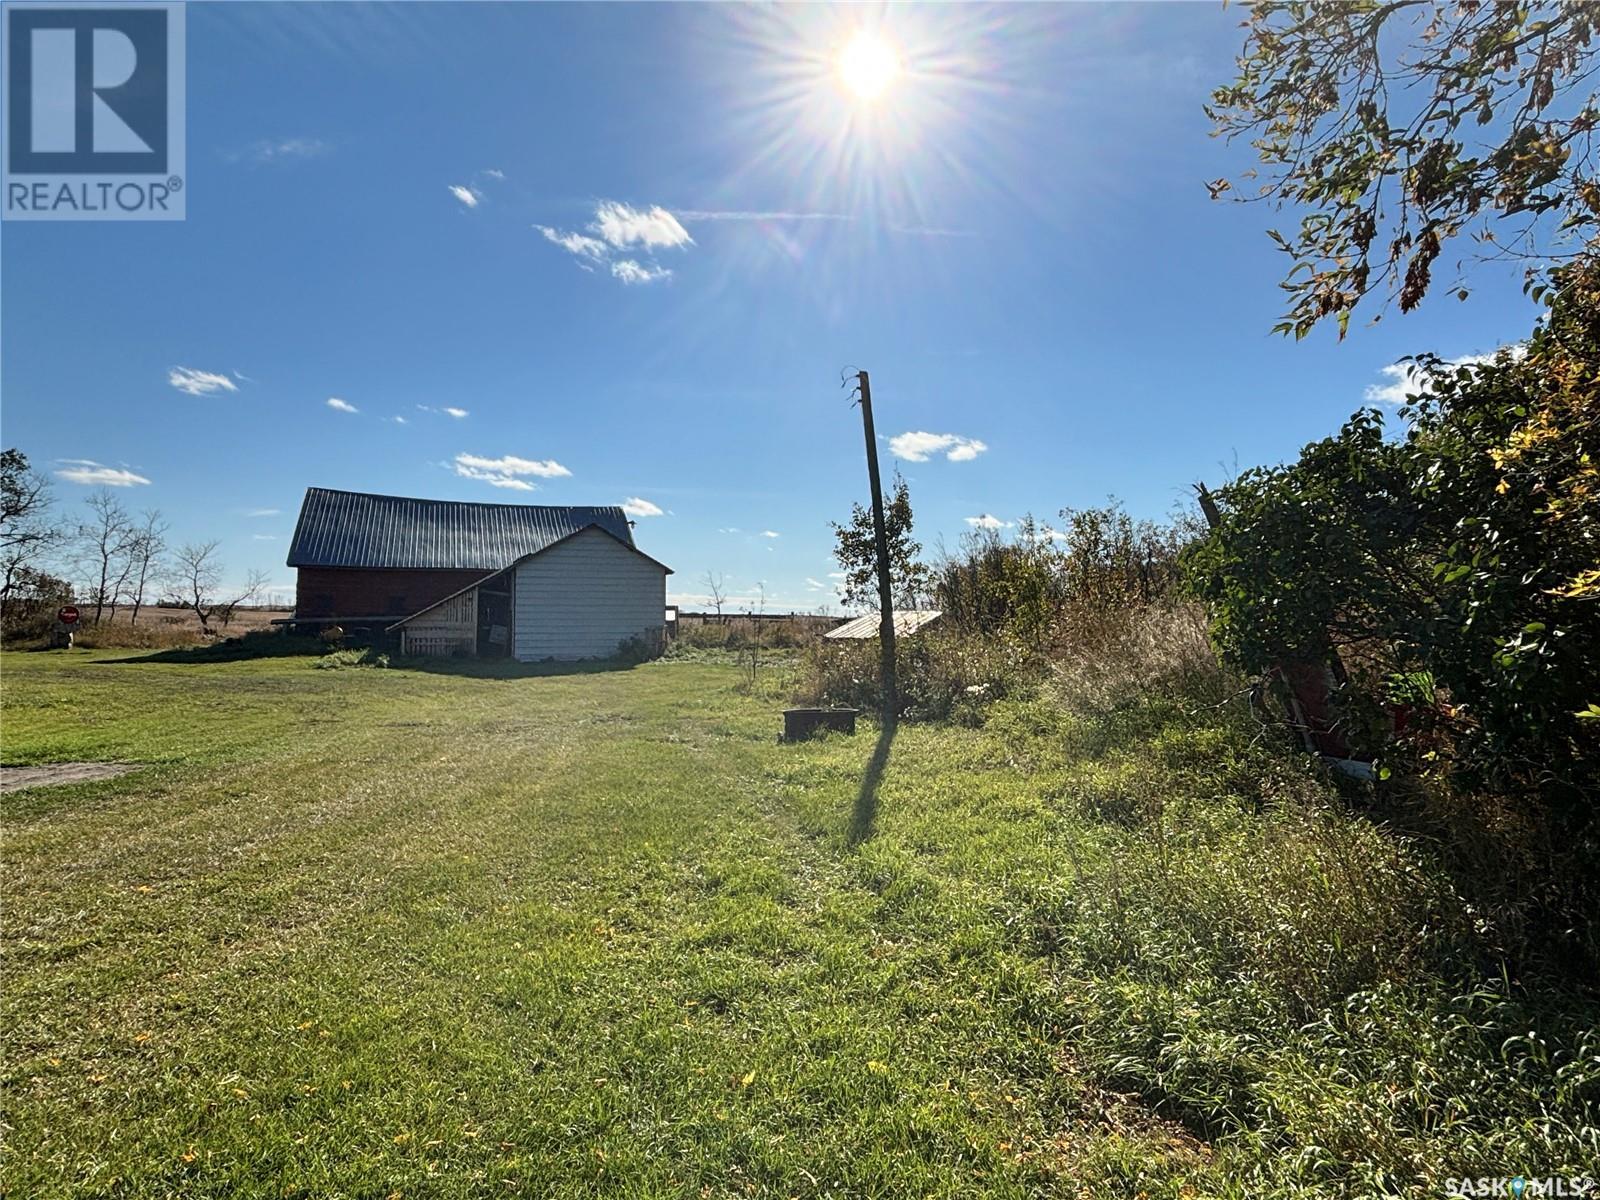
[294,567,490,623]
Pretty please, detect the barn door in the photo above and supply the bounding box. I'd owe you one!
[476,574,512,658]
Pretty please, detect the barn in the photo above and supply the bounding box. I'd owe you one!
[286,487,671,661]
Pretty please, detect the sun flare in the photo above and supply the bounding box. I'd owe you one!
[836,31,901,102]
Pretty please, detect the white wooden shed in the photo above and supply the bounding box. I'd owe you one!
[511,526,669,661]
[387,523,670,662]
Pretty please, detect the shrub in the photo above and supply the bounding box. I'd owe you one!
[313,647,390,670]
[0,567,74,644]
[934,505,1196,651]
[802,503,1210,724]
[1183,260,1600,974]
[1185,260,1600,812]
[614,633,663,664]
[796,627,1045,724]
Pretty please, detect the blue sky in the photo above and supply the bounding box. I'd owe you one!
[2,2,1538,610]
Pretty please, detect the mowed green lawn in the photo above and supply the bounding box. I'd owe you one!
[1,649,1191,1199]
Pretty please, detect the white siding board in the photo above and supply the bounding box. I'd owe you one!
[399,587,478,657]
[512,528,667,661]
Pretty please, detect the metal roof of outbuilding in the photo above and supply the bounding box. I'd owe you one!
[286,487,638,570]
[823,610,943,640]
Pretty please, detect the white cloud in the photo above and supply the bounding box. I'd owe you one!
[1364,348,1524,406]
[611,259,671,285]
[481,168,505,181]
[242,507,280,518]
[621,496,664,517]
[458,471,534,492]
[592,201,692,250]
[390,415,408,424]
[536,201,690,284]
[828,571,846,579]
[229,137,331,165]
[1028,525,1069,544]
[535,225,608,261]
[253,534,279,541]
[449,184,482,209]
[719,527,740,534]
[805,577,826,590]
[946,440,988,462]
[762,530,780,538]
[443,406,468,419]
[456,454,570,479]
[964,513,1011,530]
[326,397,358,413]
[1364,364,1415,406]
[55,460,150,487]
[453,453,571,491]
[889,431,988,463]
[168,366,237,397]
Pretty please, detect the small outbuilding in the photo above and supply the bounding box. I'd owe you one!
[823,610,943,640]
[286,487,671,660]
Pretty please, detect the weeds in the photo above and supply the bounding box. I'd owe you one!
[314,647,390,670]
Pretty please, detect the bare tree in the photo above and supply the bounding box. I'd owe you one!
[1,449,60,598]
[76,490,135,625]
[742,582,766,690]
[703,570,727,624]
[169,540,265,635]
[214,569,269,629]
[126,509,167,625]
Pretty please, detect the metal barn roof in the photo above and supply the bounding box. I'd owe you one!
[823,610,943,640]
[286,487,638,570]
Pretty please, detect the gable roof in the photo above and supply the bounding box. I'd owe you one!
[287,487,637,570]
[385,524,673,633]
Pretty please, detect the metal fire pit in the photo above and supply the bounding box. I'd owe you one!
[780,707,859,742]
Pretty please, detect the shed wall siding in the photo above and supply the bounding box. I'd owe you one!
[512,529,666,661]
[400,588,478,658]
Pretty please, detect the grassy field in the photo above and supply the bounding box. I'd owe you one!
[2,648,1595,1197]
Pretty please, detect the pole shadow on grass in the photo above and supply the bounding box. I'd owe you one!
[848,716,897,846]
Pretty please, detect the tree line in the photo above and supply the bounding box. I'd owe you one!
[0,449,269,638]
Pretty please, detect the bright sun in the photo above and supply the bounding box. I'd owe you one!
[837,31,901,102]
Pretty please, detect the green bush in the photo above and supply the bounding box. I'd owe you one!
[1183,261,1600,973]
[313,647,390,670]
[1185,262,1600,811]
[0,567,74,645]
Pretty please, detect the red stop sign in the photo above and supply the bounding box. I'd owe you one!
[58,605,80,625]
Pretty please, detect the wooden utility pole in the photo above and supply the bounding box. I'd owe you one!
[855,370,898,723]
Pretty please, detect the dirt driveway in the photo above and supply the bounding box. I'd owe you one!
[0,763,138,793]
